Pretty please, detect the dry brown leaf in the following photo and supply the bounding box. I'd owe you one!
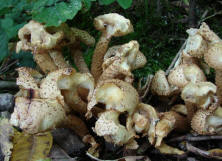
[10,131,53,161]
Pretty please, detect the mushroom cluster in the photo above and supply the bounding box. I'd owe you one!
[10,13,222,158]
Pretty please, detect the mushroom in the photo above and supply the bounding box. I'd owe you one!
[184,28,208,58]
[198,22,221,43]
[155,111,189,147]
[48,50,70,69]
[86,79,139,118]
[191,107,222,135]
[204,42,222,104]
[151,70,178,97]
[133,103,159,145]
[91,13,134,82]
[181,82,217,122]
[16,20,64,73]
[94,110,137,148]
[168,63,206,90]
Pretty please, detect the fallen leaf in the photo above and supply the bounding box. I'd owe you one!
[11,131,53,161]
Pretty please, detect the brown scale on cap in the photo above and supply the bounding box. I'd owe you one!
[91,13,134,82]
[168,63,206,89]
[181,82,217,123]
[198,22,221,43]
[204,42,222,104]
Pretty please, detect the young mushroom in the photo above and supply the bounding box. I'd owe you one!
[181,82,217,122]
[99,41,146,83]
[91,13,134,82]
[94,110,137,148]
[191,107,222,135]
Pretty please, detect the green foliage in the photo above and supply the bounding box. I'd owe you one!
[99,0,132,9]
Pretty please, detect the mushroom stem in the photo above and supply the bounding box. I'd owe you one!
[215,70,222,104]
[185,101,197,123]
[49,50,70,69]
[71,49,90,73]
[91,33,111,82]
[155,111,188,147]
[33,51,58,74]
[207,116,222,127]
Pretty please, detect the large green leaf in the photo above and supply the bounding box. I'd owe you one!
[32,0,82,26]
[99,0,115,5]
[117,0,132,9]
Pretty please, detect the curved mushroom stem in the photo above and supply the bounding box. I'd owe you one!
[215,70,222,104]
[71,48,90,73]
[185,102,197,123]
[49,50,70,69]
[155,111,188,147]
[33,50,58,74]
[91,33,111,82]
[156,142,185,155]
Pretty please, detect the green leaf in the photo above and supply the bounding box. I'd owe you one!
[99,0,115,5]
[11,51,36,68]
[117,0,132,9]
[0,31,8,62]
[32,0,82,26]
[82,0,96,11]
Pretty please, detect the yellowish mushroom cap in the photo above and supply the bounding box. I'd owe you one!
[16,20,63,52]
[10,97,66,134]
[181,82,217,109]
[95,110,136,146]
[168,64,206,88]
[151,70,171,96]
[204,42,222,70]
[87,79,139,117]
[94,13,134,38]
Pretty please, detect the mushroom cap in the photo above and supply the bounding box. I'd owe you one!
[184,28,208,58]
[204,42,222,70]
[10,97,66,134]
[87,79,139,116]
[94,13,134,38]
[181,82,217,108]
[16,67,43,90]
[171,104,187,115]
[191,109,212,135]
[16,20,63,52]
[198,22,221,43]
[168,64,206,88]
[95,110,136,145]
[151,70,171,96]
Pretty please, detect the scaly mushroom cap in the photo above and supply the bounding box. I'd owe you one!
[151,70,171,96]
[198,22,221,43]
[184,28,208,58]
[40,68,73,107]
[168,64,206,89]
[10,97,66,134]
[95,110,136,146]
[87,79,139,118]
[204,42,222,71]
[16,20,63,52]
[191,109,213,135]
[181,82,217,109]
[16,67,42,90]
[94,13,134,39]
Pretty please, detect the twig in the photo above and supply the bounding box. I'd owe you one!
[165,40,187,75]
[168,134,222,143]
[0,81,18,89]
[186,142,222,160]
[199,10,222,25]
